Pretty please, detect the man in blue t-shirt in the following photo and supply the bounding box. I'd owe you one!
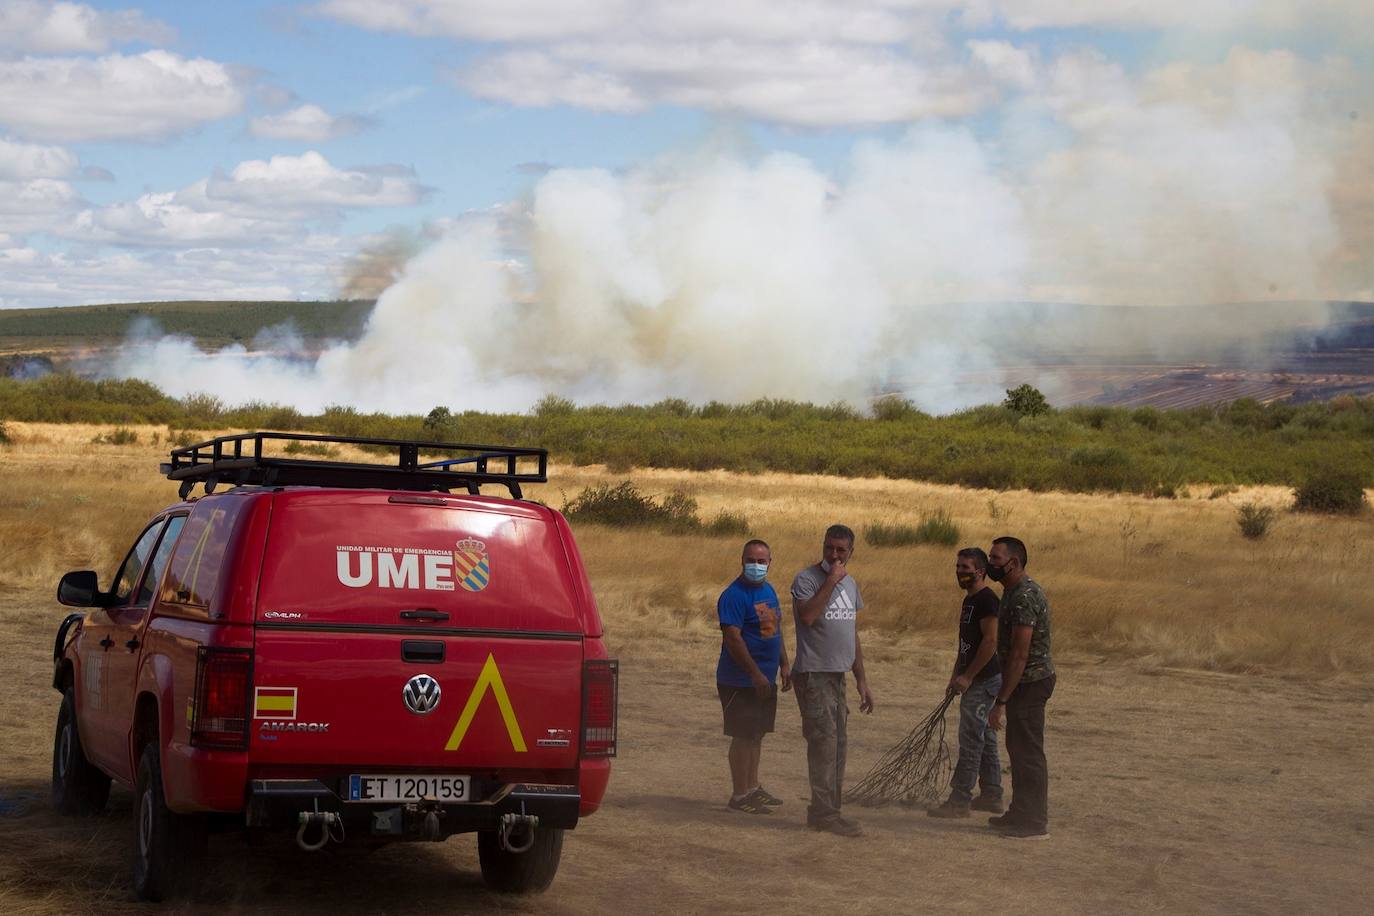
[717,538,790,814]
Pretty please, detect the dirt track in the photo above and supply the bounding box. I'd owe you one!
[1,595,1370,916]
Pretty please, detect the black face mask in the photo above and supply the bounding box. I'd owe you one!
[956,572,978,589]
[986,561,1009,582]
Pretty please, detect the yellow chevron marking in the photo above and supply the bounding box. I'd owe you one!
[443,654,527,752]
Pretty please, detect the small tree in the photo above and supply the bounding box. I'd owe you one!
[1003,384,1049,417]
[422,406,459,440]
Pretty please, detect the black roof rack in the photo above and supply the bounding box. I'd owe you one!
[160,431,547,500]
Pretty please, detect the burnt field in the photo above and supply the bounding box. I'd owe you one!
[934,301,1374,408]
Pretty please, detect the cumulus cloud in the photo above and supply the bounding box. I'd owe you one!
[63,151,428,247]
[322,1,985,125]
[321,0,1374,126]
[0,234,363,309]
[0,136,78,179]
[0,1,174,53]
[0,177,82,234]
[248,104,371,141]
[990,0,1374,34]
[461,39,985,125]
[206,152,428,214]
[0,50,243,142]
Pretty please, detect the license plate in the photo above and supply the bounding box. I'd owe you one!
[347,774,471,803]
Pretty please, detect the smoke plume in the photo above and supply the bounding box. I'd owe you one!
[108,46,1371,414]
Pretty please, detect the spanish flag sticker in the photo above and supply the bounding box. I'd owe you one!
[254,686,297,720]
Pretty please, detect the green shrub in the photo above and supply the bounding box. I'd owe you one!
[181,392,225,424]
[283,440,338,458]
[0,420,9,444]
[871,396,921,421]
[562,481,706,534]
[864,510,960,547]
[915,509,961,546]
[1236,503,1277,539]
[1209,485,1239,500]
[92,427,137,445]
[864,521,922,547]
[1293,469,1369,515]
[166,427,203,447]
[533,394,576,416]
[1003,384,1049,417]
[704,511,751,537]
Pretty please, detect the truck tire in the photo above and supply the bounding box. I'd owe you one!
[131,742,205,901]
[51,688,111,816]
[477,826,564,893]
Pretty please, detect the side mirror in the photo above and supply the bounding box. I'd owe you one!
[57,570,103,608]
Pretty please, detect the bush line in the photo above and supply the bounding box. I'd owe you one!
[3,375,1374,496]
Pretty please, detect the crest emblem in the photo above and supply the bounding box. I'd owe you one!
[452,538,491,592]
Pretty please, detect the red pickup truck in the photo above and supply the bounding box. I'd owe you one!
[50,433,617,900]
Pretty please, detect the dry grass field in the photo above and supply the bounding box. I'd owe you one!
[0,423,1371,914]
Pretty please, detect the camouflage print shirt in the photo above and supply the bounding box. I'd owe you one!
[997,577,1055,683]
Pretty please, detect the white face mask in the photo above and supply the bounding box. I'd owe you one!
[820,560,832,573]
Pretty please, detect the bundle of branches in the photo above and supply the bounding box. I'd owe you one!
[846,690,956,807]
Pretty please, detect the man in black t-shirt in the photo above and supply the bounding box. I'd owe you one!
[928,547,1005,818]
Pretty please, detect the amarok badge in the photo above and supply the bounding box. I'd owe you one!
[453,538,491,592]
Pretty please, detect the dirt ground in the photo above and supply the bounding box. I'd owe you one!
[1,593,1370,916]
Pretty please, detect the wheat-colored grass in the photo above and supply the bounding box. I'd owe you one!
[1,422,1370,677]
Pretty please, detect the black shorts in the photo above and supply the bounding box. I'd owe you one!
[718,683,777,738]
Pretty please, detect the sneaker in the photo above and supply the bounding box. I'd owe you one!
[926,798,971,819]
[810,815,863,837]
[749,786,783,807]
[987,812,1019,829]
[999,824,1049,840]
[971,794,1005,814]
[727,794,773,815]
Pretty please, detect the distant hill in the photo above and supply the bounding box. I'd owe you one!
[0,299,375,349]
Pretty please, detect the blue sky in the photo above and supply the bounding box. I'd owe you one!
[0,0,1370,310]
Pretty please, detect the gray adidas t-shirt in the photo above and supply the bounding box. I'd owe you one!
[790,564,863,673]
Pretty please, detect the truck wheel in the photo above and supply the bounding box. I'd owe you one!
[131,743,205,901]
[477,826,563,893]
[51,688,111,816]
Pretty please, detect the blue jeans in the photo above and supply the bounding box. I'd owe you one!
[950,674,1003,803]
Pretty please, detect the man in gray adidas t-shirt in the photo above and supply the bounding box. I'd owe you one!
[790,523,874,837]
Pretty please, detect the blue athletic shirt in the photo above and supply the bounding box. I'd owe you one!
[716,577,783,688]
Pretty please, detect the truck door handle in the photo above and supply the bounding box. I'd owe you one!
[399,609,449,621]
[125,638,140,651]
[99,637,115,649]
[402,640,446,664]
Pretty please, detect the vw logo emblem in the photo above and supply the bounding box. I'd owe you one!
[403,674,441,715]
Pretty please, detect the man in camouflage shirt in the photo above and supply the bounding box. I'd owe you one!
[985,536,1055,839]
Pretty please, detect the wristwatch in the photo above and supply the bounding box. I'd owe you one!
[994,698,1008,707]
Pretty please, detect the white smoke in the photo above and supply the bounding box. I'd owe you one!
[107,46,1368,414]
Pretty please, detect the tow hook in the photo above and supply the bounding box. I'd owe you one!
[498,812,540,854]
[296,809,344,852]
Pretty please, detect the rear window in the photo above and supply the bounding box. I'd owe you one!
[256,493,585,632]
[160,497,251,611]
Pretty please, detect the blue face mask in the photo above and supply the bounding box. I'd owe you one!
[743,562,769,583]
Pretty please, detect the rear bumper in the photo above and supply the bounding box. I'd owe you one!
[246,779,581,837]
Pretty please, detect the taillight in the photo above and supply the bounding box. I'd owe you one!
[191,647,252,750]
[581,659,618,758]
